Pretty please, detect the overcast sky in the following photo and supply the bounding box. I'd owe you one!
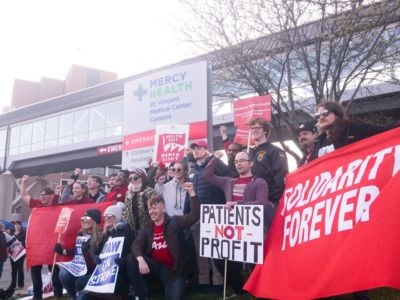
[0,0,196,108]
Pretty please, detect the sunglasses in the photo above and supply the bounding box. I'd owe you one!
[80,216,92,222]
[103,214,115,219]
[170,168,182,172]
[129,176,140,181]
[314,110,330,119]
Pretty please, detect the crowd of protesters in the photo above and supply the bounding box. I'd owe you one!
[6,101,396,300]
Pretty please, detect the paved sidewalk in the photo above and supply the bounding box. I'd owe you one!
[0,259,32,297]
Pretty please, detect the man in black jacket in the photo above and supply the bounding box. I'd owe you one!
[248,118,288,204]
[297,121,319,167]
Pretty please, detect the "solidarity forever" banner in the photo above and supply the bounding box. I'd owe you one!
[245,127,400,299]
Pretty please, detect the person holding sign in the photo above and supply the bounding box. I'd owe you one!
[93,205,134,299]
[57,209,102,300]
[248,118,288,204]
[127,183,200,300]
[7,221,26,290]
[219,125,242,177]
[0,222,7,280]
[188,140,229,291]
[20,175,64,299]
[203,151,275,296]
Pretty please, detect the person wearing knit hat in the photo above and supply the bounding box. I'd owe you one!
[94,205,134,299]
[104,205,122,222]
[58,209,103,300]
[83,209,102,224]
[124,168,154,235]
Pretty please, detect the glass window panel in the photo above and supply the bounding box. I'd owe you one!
[89,130,105,140]
[90,104,106,131]
[32,120,45,143]
[73,133,88,143]
[59,136,72,146]
[19,145,31,153]
[60,113,73,137]
[74,109,89,134]
[46,117,59,140]
[0,129,6,152]
[20,124,33,146]
[106,100,123,127]
[32,142,44,151]
[44,139,58,149]
[9,147,18,155]
[105,126,122,137]
[10,127,21,148]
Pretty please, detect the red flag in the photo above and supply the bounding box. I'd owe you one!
[244,127,400,299]
[26,202,110,268]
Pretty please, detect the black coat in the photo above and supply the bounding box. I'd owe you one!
[250,142,288,204]
[316,120,393,156]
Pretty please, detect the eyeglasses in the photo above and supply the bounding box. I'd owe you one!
[314,110,330,119]
[170,168,182,172]
[235,159,251,164]
[250,126,263,131]
[103,214,115,219]
[129,176,140,181]
[80,216,92,222]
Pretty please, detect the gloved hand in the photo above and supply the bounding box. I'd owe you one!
[54,243,64,255]
[92,255,101,264]
[81,241,90,253]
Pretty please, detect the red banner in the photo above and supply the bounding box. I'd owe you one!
[26,202,110,268]
[245,127,400,299]
[233,95,272,126]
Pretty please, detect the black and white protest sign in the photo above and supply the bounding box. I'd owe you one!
[200,204,264,264]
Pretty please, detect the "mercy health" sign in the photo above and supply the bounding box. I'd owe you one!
[200,204,264,264]
[122,61,209,169]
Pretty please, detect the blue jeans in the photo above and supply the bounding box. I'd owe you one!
[59,268,91,300]
[126,255,186,300]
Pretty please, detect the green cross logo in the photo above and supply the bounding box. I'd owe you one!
[133,84,147,101]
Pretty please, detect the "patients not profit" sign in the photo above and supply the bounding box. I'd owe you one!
[200,204,264,264]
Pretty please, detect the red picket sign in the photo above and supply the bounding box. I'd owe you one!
[233,95,272,126]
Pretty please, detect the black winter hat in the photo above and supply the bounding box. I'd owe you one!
[83,209,102,224]
[297,121,318,134]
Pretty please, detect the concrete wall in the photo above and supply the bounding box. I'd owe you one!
[0,173,17,220]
